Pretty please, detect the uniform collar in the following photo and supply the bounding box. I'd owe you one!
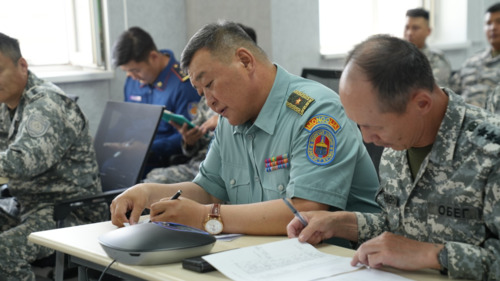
[139,49,177,90]
[430,89,466,164]
[233,65,288,135]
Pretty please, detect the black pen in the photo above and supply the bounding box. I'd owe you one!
[171,190,182,200]
[145,190,182,223]
[282,198,308,226]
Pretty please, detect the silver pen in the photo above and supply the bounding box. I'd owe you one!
[282,198,308,226]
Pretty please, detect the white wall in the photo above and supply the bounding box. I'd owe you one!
[54,0,493,136]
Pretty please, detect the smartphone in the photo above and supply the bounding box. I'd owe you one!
[162,110,196,129]
[182,255,215,273]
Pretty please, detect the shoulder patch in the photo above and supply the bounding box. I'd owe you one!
[172,63,189,82]
[304,114,341,165]
[286,90,315,115]
[26,114,50,137]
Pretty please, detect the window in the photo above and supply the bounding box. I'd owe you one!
[0,0,105,70]
[319,0,467,57]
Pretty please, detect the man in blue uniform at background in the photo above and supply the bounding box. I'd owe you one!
[112,27,201,175]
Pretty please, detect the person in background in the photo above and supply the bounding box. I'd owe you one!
[144,23,257,184]
[110,21,380,240]
[112,27,201,176]
[287,34,500,281]
[0,33,105,280]
[404,8,452,87]
[450,2,500,109]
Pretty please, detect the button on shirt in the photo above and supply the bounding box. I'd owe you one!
[193,65,380,213]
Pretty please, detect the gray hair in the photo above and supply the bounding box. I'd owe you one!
[180,20,266,72]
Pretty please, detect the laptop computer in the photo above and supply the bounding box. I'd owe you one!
[93,101,164,192]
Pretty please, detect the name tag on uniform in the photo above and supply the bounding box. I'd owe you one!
[130,95,142,102]
[428,202,482,220]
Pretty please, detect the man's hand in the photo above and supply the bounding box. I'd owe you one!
[169,121,204,146]
[351,232,443,271]
[287,210,358,245]
[110,184,149,227]
[149,197,208,229]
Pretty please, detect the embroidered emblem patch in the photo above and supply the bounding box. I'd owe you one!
[26,114,50,138]
[188,102,198,119]
[286,90,314,115]
[304,114,340,165]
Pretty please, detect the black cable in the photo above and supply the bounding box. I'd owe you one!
[97,259,117,281]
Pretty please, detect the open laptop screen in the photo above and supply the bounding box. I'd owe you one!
[93,101,163,192]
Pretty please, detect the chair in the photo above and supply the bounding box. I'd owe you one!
[47,101,164,281]
[301,68,343,93]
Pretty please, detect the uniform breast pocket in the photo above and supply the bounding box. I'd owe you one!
[262,169,289,200]
[221,162,251,203]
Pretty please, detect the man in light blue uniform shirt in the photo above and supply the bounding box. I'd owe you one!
[197,64,378,212]
[110,21,379,239]
[113,27,200,175]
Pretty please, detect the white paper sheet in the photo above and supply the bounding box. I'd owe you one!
[203,238,360,281]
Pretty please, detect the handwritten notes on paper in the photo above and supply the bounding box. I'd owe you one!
[203,238,413,281]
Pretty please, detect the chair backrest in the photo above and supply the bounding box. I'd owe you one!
[93,101,164,191]
[301,68,343,93]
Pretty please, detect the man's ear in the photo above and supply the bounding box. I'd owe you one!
[235,47,254,70]
[18,57,28,76]
[412,90,432,115]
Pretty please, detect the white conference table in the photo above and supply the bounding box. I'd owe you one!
[28,220,461,281]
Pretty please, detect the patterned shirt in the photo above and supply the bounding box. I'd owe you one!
[355,89,500,280]
[450,48,500,109]
[0,71,105,222]
[421,45,452,88]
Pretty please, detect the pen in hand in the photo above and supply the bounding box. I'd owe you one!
[170,189,182,200]
[145,190,183,223]
[282,198,308,227]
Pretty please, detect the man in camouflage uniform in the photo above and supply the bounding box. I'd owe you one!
[287,35,500,280]
[143,95,217,183]
[450,3,500,109]
[0,33,106,280]
[404,8,452,87]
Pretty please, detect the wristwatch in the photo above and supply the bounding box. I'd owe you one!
[203,203,223,235]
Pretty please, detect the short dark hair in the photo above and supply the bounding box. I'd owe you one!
[237,23,257,43]
[180,20,265,72]
[486,2,500,13]
[406,8,429,20]
[0,33,22,64]
[112,27,158,67]
[345,34,434,114]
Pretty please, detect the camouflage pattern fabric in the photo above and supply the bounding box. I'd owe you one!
[450,48,500,109]
[485,84,500,115]
[421,45,452,88]
[0,71,107,280]
[144,96,216,183]
[355,90,500,280]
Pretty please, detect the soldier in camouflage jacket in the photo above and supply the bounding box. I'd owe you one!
[287,35,499,280]
[0,33,106,280]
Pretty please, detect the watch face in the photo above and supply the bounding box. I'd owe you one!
[205,219,223,235]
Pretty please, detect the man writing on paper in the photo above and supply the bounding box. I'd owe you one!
[110,21,379,238]
[287,34,500,280]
